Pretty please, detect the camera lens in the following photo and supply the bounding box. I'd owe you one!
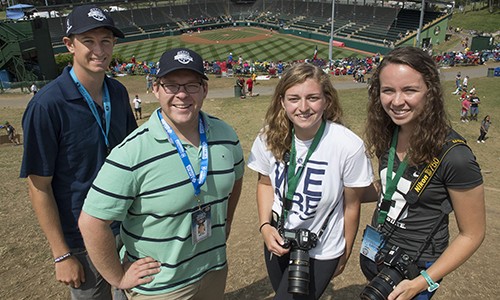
[360,267,403,300]
[288,249,310,295]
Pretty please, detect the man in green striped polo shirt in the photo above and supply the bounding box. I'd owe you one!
[79,48,244,299]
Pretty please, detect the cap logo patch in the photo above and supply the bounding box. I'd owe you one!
[174,50,193,65]
[88,8,106,22]
[66,19,72,34]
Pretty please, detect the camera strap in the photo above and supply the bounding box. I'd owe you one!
[411,138,468,262]
[405,138,467,205]
[378,137,468,262]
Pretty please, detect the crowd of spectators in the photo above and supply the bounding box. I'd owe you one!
[187,16,231,27]
[107,46,499,81]
[433,49,500,66]
[106,50,383,84]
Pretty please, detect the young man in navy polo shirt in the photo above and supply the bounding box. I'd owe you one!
[20,5,137,299]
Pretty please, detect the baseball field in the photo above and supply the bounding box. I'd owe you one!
[0,27,499,299]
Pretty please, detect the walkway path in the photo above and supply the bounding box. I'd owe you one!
[206,61,500,98]
[1,62,499,108]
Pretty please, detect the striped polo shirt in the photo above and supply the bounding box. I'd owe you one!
[83,109,244,295]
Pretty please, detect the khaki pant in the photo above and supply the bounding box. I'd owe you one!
[125,265,228,300]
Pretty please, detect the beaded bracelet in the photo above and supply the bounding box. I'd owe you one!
[259,222,271,233]
[54,252,72,263]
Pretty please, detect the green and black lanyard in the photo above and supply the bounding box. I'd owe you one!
[377,126,408,226]
[278,120,336,238]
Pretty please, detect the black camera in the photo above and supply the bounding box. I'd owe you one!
[280,228,318,295]
[360,245,419,300]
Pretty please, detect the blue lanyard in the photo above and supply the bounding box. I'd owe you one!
[69,68,111,150]
[157,110,209,196]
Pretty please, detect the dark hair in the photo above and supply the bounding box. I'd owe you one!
[365,46,450,164]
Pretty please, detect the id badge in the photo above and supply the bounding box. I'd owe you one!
[360,225,385,262]
[191,205,212,244]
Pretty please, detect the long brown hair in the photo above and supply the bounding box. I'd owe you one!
[263,63,343,161]
[365,46,450,164]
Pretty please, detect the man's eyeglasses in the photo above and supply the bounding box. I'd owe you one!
[159,82,203,94]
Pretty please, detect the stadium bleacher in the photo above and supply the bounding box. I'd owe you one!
[43,1,447,48]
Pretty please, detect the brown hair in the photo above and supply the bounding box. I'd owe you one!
[263,63,343,161]
[365,46,451,164]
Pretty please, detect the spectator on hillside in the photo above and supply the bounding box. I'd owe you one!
[246,77,257,97]
[146,73,153,94]
[452,71,462,94]
[132,95,142,120]
[3,121,21,145]
[462,75,469,91]
[236,76,246,99]
[461,95,471,123]
[469,91,481,121]
[30,83,38,95]
[477,115,492,143]
[277,61,284,79]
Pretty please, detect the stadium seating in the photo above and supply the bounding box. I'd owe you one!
[43,1,447,49]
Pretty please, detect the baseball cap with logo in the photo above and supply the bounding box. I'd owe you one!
[156,48,208,80]
[65,5,124,38]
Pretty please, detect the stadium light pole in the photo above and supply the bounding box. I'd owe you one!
[416,0,425,47]
[328,0,335,62]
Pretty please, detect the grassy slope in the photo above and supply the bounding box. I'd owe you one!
[448,5,500,33]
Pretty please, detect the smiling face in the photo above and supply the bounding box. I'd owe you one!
[153,69,208,135]
[379,63,428,132]
[64,27,116,76]
[281,78,327,140]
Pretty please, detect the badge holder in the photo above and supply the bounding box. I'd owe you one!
[360,225,385,262]
[191,205,211,244]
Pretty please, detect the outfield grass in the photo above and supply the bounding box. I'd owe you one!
[113,27,363,64]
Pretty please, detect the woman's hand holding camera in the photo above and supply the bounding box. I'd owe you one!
[388,277,428,300]
[260,224,289,257]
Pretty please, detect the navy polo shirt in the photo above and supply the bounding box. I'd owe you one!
[20,66,137,248]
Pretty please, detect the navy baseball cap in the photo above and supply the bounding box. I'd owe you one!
[65,5,124,38]
[156,48,208,80]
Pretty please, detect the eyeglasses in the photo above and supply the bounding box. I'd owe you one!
[159,82,203,94]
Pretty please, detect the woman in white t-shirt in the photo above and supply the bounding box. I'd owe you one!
[247,63,374,299]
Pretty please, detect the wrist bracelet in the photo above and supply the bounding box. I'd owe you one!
[420,270,440,292]
[259,222,271,233]
[54,252,72,263]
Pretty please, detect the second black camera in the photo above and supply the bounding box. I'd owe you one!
[360,245,420,300]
